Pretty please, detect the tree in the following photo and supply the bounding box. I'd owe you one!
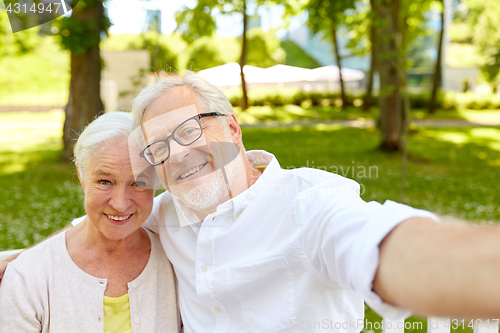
[429,0,444,114]
[56,0,109,161]
[369,0,434,151]
[306,0,356,110]
[176,0,285,110]
[372,0,402,151]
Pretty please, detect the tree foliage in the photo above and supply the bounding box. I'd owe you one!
[101,32,188,72]
[246,28,285,68]
[465,0,500,87]
[175,1,217,44]
[186,36,230,71]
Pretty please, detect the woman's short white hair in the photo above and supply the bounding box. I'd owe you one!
[73,111,135,176]
[131,71,235,128]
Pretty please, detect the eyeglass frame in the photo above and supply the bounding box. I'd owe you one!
[139,112,227,166]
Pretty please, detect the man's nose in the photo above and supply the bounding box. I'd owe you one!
[168,140,190,164]
[109,186,131,212]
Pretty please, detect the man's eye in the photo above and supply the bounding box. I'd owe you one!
[99,180,111,185]
[181,127,200,136]
[153,145,167,155]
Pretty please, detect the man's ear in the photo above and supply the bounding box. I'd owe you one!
[227,113,242,145]
[75,163,85,193]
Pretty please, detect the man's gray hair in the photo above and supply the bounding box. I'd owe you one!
[131,71,235,128]
[73,111,135,176]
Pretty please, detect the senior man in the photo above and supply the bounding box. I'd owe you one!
[3,72,500,332]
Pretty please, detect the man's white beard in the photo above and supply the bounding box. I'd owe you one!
[169,128,241,212]
[172,168,229,211]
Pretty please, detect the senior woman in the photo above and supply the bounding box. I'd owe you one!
[0,112,180,333]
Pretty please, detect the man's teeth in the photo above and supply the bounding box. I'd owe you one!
[107,214,131,221]
[180,164,204,179]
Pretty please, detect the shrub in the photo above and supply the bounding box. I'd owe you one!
[226,87,500,111]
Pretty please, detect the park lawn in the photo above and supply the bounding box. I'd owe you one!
[1,110,499,252]
[1,113,498,333]
[234,105,500,124]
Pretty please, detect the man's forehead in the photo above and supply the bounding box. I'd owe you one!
[146,86,199,116]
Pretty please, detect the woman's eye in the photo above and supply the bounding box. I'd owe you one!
[134,181,146,187]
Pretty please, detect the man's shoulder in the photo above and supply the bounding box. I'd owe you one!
[280,167,360,191]
[153,190,173,205]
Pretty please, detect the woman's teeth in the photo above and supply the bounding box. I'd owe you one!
[180,164,205,179]
[107,214,131,221]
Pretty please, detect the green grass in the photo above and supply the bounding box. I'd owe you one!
[234,105,500,124]
[0,36,70,105]
[1,111,497,332]
[1,110,499,252]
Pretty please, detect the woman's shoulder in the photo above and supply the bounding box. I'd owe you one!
[8,232,66,275]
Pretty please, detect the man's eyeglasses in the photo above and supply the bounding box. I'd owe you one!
[139,112,226,166]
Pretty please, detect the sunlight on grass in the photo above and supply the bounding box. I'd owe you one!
[459,110,500,124]
[428,132,470,144]
[469,128,500,141]
[0,110,63,176]
[314,123,343,131]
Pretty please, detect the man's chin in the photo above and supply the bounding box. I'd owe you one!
[171,183,227,212]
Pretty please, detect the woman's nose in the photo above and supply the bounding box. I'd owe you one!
[109,186,131,212]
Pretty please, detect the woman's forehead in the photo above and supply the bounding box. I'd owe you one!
[87,143,133,176]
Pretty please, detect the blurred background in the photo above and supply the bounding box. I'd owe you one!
[0,1,499,326]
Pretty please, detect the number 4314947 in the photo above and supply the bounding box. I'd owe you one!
[5,3,62,14]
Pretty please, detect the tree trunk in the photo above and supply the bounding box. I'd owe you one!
[62,1,104,161]
[363,12,377,112]
[399,12,410,134]
[239,0,249,110]
[331,25,347,109]
[429,0,444,114]
[373,0,402,152]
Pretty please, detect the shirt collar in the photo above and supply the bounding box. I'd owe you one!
[171,150,281,228]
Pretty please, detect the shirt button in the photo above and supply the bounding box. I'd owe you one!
[201,266,207,272]
[215,307,221,312]
[131,283,137,288]
[99,281,105,285]
[134,318,140,324]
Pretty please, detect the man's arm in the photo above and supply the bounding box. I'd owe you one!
[0,224,73,282]
[374,217,500,318]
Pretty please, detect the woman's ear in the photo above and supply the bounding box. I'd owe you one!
[75,163,85,192]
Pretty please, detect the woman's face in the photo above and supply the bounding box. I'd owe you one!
[78,140,155,241]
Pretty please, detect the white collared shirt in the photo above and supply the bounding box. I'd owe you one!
[138,150,438,333]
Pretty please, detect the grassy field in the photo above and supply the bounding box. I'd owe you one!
[234,105,500,124]
[0,110,498,333]
[1,109,498,251]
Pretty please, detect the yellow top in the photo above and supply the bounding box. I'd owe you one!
[103,294,133,333]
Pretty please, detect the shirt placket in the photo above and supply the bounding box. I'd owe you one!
[196,212,230,333]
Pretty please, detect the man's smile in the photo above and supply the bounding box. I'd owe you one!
[177,162,209,180]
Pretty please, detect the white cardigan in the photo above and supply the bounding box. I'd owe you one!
[0,229,181,333]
